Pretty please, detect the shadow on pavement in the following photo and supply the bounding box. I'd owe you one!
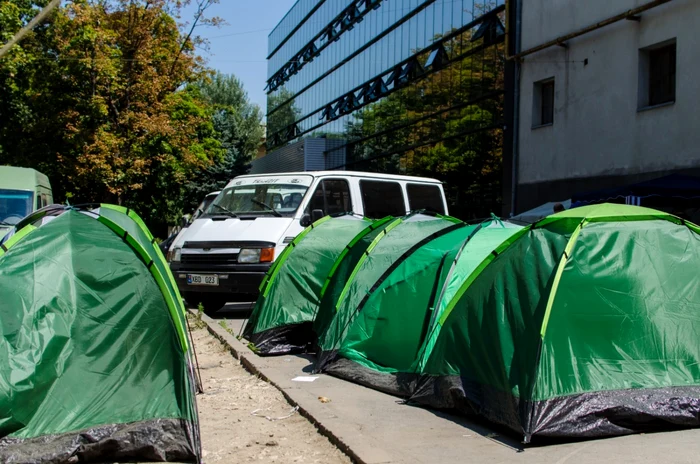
[206,302,255,319]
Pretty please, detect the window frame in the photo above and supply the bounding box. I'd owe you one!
[638,39,677,111]
[532,77,555,129]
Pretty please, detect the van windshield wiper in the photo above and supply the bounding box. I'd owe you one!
[209,203,238,217]
[0,220,11,226]
[251,199,282,217]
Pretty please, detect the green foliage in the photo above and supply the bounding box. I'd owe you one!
[0,0,267,235]
[185,72,264,211]
[218,318,235,336]
[266,87,300,148]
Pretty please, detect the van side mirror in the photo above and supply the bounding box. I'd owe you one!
[312,209,325,222]
[180,216,188,228]
[300,214,312,227]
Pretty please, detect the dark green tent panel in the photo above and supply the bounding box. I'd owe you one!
[315,214,464,375]
[244,215,386,355]
[312,218,393,347]
[0,209,200,463]
[316,218,523,397]
[411,204,700,441]
[319,224,473,395]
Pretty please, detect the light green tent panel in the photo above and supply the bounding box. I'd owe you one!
[411,204,700,442]
[312,219,394,342]
[336,225,475,375]
[316,215,463,362]
[0,209,199,462]
[416,219,523,370]
[244,215,374,355]
[535,219,700,400]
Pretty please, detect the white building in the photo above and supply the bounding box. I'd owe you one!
[511,0,700,212]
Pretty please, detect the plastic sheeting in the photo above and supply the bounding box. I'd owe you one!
[412,204,700,441]
[0,210,199,462]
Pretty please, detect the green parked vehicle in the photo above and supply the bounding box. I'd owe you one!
[0,166,53,238]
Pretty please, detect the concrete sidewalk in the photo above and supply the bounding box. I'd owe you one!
[196,308,700,464]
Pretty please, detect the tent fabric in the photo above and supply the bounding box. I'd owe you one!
[411,204,700,442]
[244,215,376,355]
[317,218,523,396]
[0,208,200,463]
[315,215,465,376]
[311,218,394,346]
[319,223,472,395]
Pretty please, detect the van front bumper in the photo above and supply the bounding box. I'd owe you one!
[169,262,271,300]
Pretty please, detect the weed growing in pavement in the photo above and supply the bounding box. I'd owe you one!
[187,302,207,330]
[218,319,235,336]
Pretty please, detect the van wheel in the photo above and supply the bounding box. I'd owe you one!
[185,294,227,317]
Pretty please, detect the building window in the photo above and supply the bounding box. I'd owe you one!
[532,78,554,128]
[639,39,676,109]
[360,180,405,218]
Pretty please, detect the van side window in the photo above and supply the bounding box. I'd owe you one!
[323,180,352,215]
[407,184,445,214]
[307,179,353,216]
[360,180,405,218]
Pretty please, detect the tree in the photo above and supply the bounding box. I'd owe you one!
[185,72,264,210]
[266,87,300,149]
[0,0,224,234]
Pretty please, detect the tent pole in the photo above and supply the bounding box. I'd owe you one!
[186,315,205,394]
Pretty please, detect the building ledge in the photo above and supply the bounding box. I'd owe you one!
[532,122,554,130]
[638,101,675,113]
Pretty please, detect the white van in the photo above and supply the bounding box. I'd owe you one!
[169,171,448,313]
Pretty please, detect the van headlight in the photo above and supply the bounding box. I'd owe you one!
[171,247,182,262]
[238,248,274,264]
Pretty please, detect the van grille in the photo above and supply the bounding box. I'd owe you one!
[181,253,238,266]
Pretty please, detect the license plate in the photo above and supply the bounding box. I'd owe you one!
[187,274,219,286]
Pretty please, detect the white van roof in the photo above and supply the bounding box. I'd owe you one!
[232,170,443,185]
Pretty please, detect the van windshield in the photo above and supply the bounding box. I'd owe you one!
[206,183,309,217]
[0,189,33,225]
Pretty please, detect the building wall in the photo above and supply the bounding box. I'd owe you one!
[516,0,700,210]
[265,0,507,219]
[250,139,306,174]
[249,137,348,173]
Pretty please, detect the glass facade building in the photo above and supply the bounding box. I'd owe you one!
[266,0,506,219]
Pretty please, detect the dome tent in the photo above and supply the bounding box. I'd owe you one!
[313,214,465,379]
[244,214,394,355]
[315,217,522,396]
[0,206,200,463]
[411,204,700,442]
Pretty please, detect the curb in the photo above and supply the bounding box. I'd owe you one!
[189,309,364,464]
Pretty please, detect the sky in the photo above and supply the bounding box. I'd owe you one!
[182,0,298,116]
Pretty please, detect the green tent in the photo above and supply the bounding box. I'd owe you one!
[314,214,463,373]
[315,217,522,396]
[411,204,700,441]
[311,216,396,347]
[244,214,392,355]
[0,206,200,462]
